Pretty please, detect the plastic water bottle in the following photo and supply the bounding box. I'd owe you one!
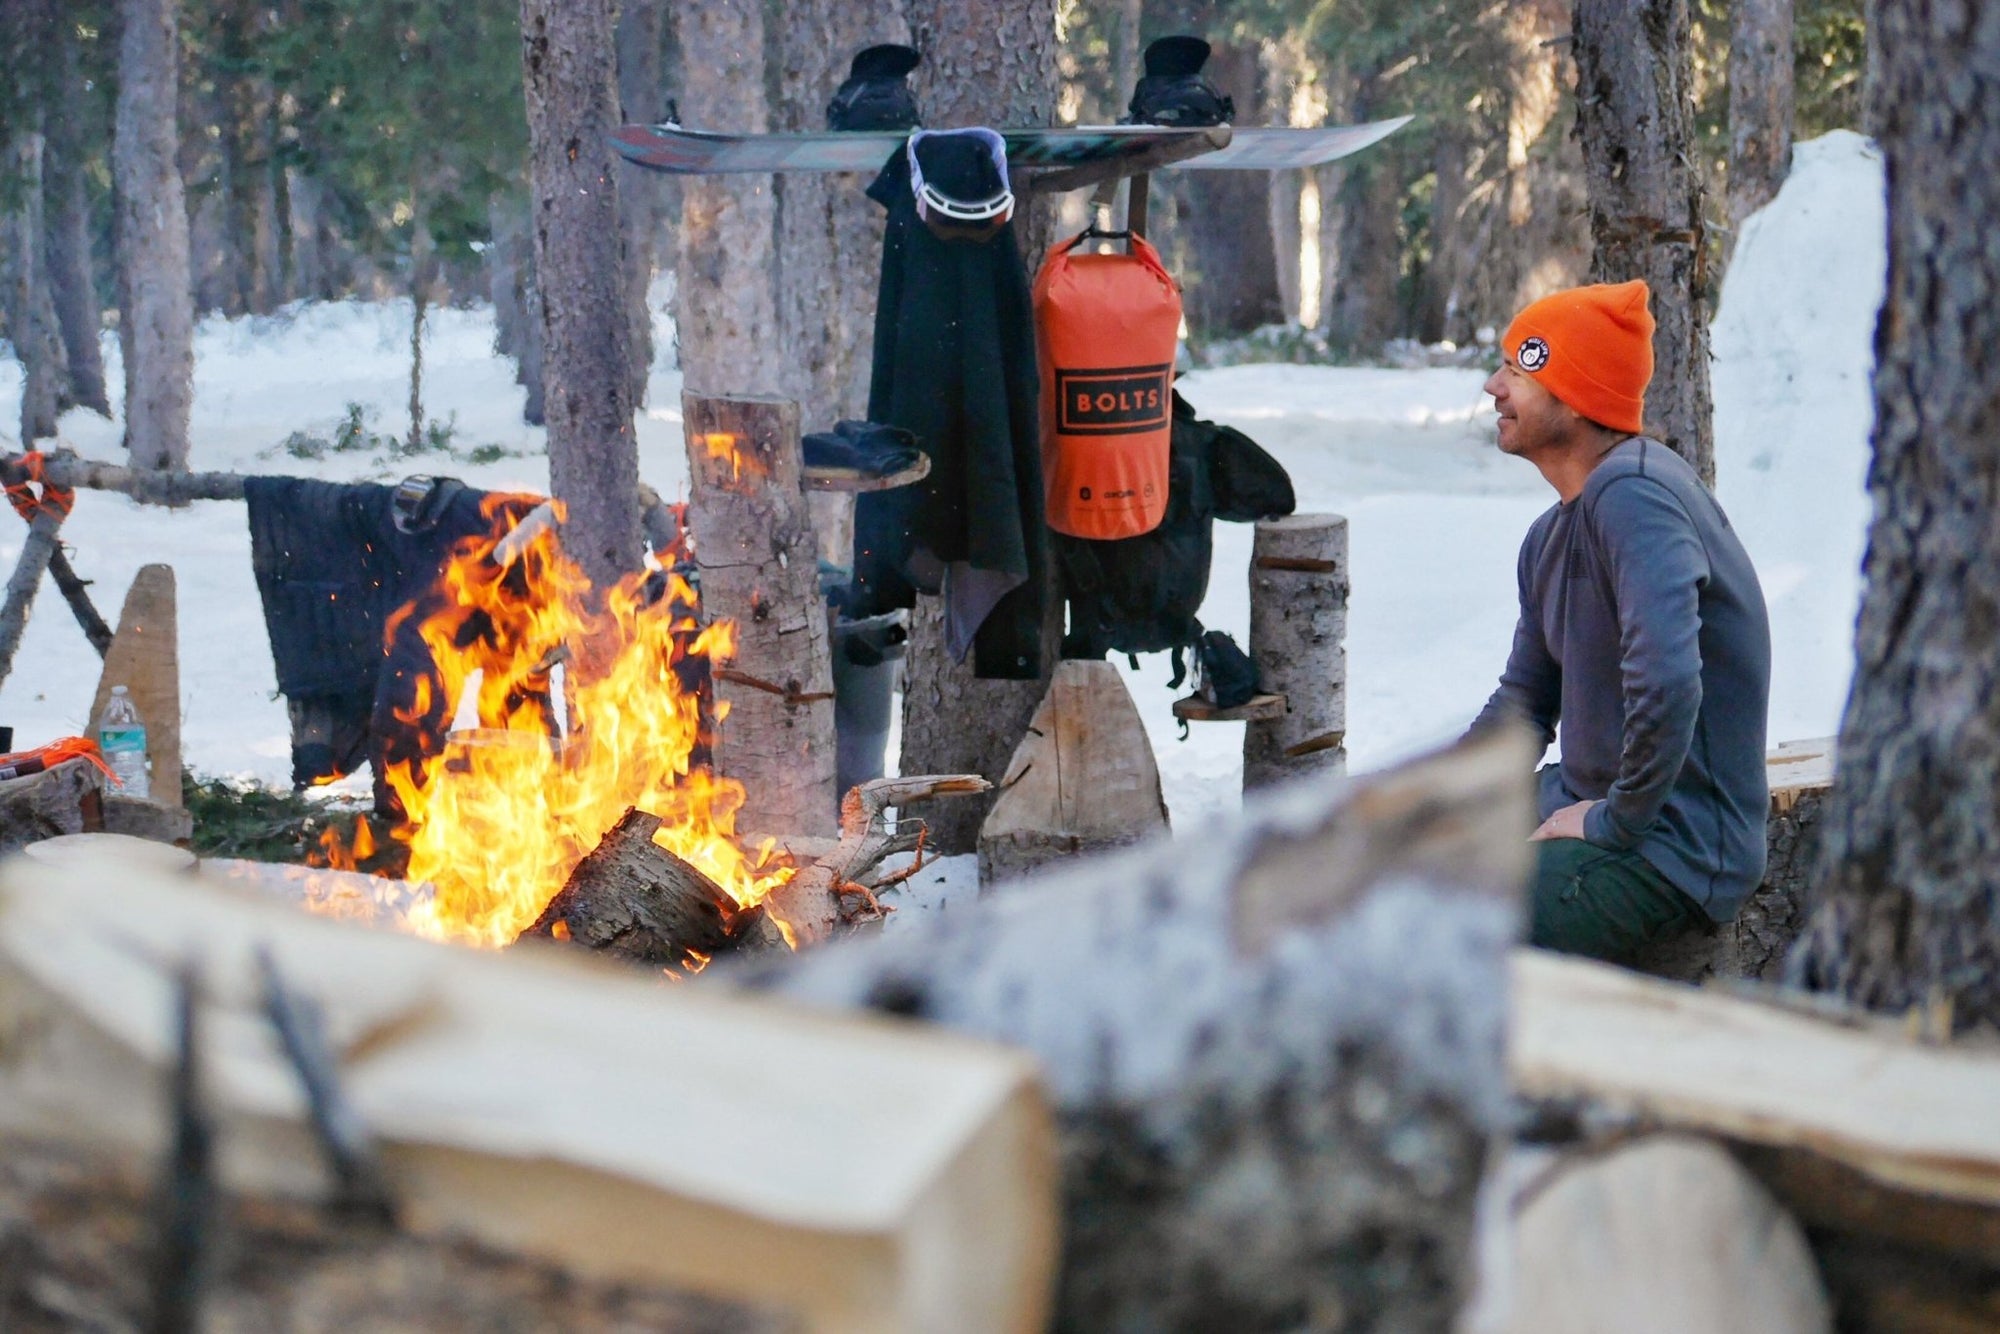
[97,685,150,800]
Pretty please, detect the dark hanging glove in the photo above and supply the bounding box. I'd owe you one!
[802,420,925,478]
[827,44,922,131]
[1195,629,1260,710]
[1125,36,1235,128]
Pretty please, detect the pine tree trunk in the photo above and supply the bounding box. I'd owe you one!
[285,166,329,301]
[1324,146,1402,354]
[1728,0,1796,243]
[247,81,284,314]
[1790,0,2000,1033]
[771,1,906,426]
[1181,42,1284,340]
[488,192,547,425]
[520,0,642,589]
[893,0,1060,855]
[1573,0,1716,486]
[672,0,776,399]
[613,0,663,408]
[114,0,194,472]
[44,20,110,418]
[406,260,428,453]
[5,132,69,444]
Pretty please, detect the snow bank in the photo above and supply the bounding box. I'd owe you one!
[1713,130,1885,748]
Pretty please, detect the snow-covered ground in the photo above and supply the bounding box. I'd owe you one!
[0,133,1884,862]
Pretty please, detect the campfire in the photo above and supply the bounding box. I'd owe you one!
[313,498,795,961]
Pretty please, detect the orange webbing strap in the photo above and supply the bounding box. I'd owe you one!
[0,735,113,783]
[4,452,75,523]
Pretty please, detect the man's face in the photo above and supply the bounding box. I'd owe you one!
[1484,358,1574,459]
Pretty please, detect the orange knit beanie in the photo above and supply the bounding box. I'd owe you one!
[1501,280,1655,434]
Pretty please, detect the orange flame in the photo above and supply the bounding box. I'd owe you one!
[700,431,769,483]
[315,497,792,949]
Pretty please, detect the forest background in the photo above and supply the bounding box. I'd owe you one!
[0,0,1867,455]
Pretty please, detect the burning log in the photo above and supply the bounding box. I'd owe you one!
[522,806,767,968]
[729,727,1535,1329]
[751,773,991,949]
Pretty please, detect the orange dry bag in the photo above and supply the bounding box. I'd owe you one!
[1034,231,1182,540]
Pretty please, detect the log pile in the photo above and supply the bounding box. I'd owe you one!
[731,726,1537,1330]
[0,841,1058,1331]
[1512,949,2000,1329]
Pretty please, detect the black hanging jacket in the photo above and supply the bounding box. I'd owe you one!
[850,148,1045,680]
[244,477,534,808]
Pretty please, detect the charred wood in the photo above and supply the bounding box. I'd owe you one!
[523,806,765,969]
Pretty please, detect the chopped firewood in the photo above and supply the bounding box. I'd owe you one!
[977,660,1169,887]
[1,1136,795,1332]
[0,848,1058,1331]
[1503,1136,1831,1333]
[731,727,1536,1330]
[1514,949,2000,1266]
[522,806,766,969]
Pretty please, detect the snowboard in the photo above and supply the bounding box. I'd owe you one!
[608,117,1411,176]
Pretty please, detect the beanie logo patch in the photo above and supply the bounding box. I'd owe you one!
[1517,336,1551,373]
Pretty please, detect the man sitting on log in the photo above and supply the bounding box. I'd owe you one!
[1469,281,1771,964]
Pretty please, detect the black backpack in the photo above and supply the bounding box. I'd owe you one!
[1057,391,1294,683]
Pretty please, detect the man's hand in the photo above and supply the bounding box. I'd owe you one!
[1530,799,1597,842]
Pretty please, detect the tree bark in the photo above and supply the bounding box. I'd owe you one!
[683,393,838,839]
[0,508,68,689]
[672,0,776,399]
[487,193,546,425]
[1789,0,2000,1033]
[1728,0,1796,243]
[0,756,104,855]
[613,0,663,408]
[1181,41,1285,340]
[523,806,765,968]
[520,0,642,589]
[1573,0,1716,486]
[114,0,195,472]
[1244,515,1349,792]
[770,0,906,427]
[4,131,68,444]
[284,166,331,301]
[43,19,110,418]
[893,0,1061,856]
[734,726,1531,1330]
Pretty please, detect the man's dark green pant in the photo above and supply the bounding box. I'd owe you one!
[1529,838,1709,965]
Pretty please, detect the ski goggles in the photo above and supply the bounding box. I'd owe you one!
[907,128,1015,237]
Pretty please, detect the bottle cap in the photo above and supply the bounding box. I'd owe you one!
[111,685,128,695]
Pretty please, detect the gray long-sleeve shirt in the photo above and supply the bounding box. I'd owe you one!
[1473,437,1772,921]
